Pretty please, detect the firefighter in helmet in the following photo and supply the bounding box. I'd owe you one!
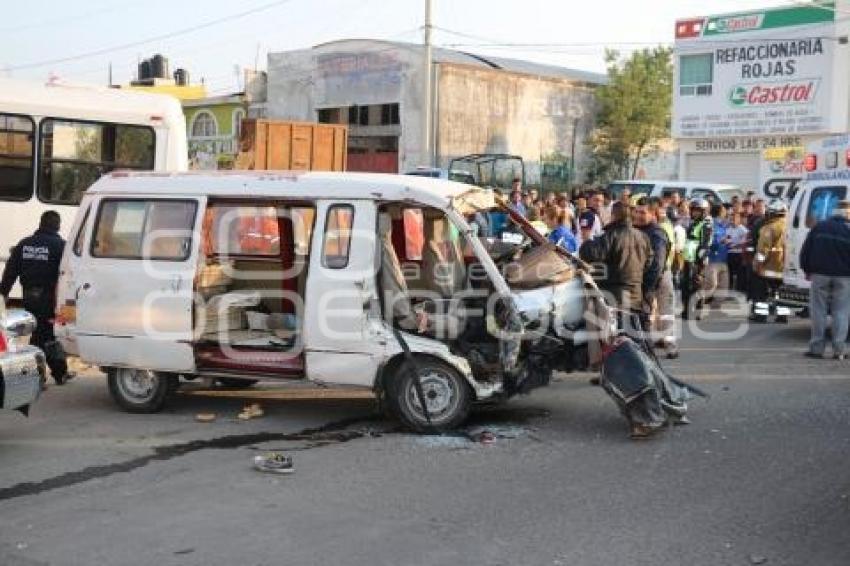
[751,199,791,323]
[681,198,713,320]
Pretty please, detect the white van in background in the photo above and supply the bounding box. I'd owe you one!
[606,180,745,204]
[780,136,850,310]
[0,79,187,295]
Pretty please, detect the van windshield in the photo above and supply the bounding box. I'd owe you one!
[806,186,847,228]
[716,187,745,202]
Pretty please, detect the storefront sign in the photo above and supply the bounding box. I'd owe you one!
[673,5,842,138]
[693,136,802,152]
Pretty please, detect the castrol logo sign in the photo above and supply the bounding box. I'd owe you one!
[728,80,818,107]
[712,14,764,34]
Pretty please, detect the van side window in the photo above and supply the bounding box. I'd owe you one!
[322,205,354,269]
[204,205,280,256]
[92,199,196,260]
[72,206,91,256]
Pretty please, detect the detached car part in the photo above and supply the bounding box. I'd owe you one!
[0,306,44,414]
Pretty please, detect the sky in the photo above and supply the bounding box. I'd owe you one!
[3,0,788,94]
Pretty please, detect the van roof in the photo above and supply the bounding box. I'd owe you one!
[89,170,486,211]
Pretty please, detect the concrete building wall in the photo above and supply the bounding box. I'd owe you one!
[266,41,428,171]
[435,64,596,185]
[266,40,601,181]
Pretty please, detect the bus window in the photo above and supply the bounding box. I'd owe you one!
[0,113,35,202]
[38,119,155,206]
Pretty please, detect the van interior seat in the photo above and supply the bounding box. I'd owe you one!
[421,212,467,298]
[379,211,466,338]
[379,212,417,329]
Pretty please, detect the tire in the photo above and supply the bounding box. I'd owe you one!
[216,377,259,389]
[386,357,472,432]
[107,368,176,413]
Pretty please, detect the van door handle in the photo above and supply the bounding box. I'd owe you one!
[170,276,182,291]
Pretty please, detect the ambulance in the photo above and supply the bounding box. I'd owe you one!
[780,136,850,310]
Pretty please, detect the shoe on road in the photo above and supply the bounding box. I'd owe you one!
[803,351,824,360]
[253,452,294,475]
[54,372,76,385]
[834,353,847,361]
[629,423,664,440]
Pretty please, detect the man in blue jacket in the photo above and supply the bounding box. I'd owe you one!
[800,200,850,360]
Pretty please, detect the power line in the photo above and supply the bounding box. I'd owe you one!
[7,0,297,72]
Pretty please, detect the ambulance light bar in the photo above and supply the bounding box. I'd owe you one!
[804,154,817,172]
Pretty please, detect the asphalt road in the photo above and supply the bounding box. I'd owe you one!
[1,316,849,566]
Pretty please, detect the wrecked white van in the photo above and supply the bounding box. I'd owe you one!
[56,172,608,431]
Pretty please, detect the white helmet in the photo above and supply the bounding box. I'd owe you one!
[767,200,788,215]
[690,198,710,211]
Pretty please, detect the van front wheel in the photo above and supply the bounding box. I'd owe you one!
[108,368,176,413]
[387,358,472,432]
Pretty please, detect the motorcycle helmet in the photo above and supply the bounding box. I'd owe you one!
[689,197,710,211]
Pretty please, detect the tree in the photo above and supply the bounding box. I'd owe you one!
[588,47,672,182]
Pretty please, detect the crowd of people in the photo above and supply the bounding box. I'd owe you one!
[505,181,809,359]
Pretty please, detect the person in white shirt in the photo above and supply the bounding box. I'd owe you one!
[726,211,750,293]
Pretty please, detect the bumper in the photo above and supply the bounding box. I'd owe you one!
[1,346,43,411]
[777,285,809,309]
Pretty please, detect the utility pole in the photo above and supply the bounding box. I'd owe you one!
[422,0,433,166]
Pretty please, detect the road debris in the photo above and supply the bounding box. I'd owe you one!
[238,403,264,421]
[749,554,768,565]
[195,413,217,423]
[253,452,294,475]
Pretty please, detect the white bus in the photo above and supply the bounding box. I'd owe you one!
[0,78,187,295]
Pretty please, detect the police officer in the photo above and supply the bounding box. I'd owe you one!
[681,198,713,320]
[0,211,73,384]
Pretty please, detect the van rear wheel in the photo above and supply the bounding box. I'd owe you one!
[108,368,176,413]
[387,357,472,432]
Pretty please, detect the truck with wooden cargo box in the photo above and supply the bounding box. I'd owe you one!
[235,119,348,172]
